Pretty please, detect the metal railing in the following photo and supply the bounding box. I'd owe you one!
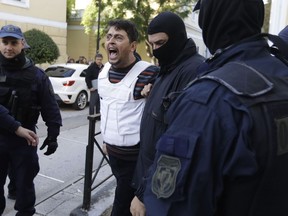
[82,114,111,211]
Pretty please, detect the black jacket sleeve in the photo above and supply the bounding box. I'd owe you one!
[85,62,100,89]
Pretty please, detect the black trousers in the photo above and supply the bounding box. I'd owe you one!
[89,90,100,115]
[8,165,16,195]
[0,134,39,216]
[109,154,137,216]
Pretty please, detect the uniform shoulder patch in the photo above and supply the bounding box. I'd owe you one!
[152,155,181,199]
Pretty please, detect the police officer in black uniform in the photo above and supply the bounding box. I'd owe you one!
[85,53,103,115]
[143,0,288,216]
[130,11,205,216]
[6,36,32,201]
[0,24,62,216]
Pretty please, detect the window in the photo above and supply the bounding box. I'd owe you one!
[45,67,75,78]
[1,0,29,8]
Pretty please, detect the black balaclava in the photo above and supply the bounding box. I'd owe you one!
[148,11,188,66]
[197,0,264,54]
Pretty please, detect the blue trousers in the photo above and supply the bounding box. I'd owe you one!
[109,154,137,216]
[0,134,39,216]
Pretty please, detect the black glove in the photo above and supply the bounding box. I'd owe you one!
[40,137,58,155]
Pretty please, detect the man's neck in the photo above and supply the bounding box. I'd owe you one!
[111,59,137,73]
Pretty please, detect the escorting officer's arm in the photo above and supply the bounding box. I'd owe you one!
[38,70,62,155]
[0,105,38,146]
[0,104,21,132]
[15,126,38,146]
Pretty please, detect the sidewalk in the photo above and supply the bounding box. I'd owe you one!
[37,159,116,216]
[67,120,116,216]
[70,177,115,216]
[36,122,116,216]
[3,119,115,216]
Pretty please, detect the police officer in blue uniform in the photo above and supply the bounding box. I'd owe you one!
[0,25,62,216]
[143,0,288,216]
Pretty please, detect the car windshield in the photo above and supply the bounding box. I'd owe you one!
[45,67,75,77]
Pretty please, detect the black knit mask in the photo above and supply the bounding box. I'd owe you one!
[148,11,188,66]
[152,41,174,65]
[198,0,264,54]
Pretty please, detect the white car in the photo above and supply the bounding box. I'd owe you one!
[45,63,90,110]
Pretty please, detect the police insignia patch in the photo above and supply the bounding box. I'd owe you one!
[152,155,181,199]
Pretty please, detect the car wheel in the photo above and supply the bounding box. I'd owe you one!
[73,91,88,110]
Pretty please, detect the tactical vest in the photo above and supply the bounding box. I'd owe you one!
[200,62,288,216]
[98,61,152,146]
[0,66,40,126]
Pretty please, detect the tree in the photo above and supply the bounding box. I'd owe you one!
[263,0,271,33]
[67,0,76,20]
[24,29,60,64]
[81,0,197,58]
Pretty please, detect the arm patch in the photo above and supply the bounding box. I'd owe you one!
[200,62,273,97]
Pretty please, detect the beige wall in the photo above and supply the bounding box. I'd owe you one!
[67,20,104,63]
[0,1,66,22]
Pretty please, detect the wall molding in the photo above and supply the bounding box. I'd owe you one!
[0,12,67,29]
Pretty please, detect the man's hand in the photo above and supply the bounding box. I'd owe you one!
[141,83,153,98]
[15,126,39,146]
[40,137,58,155]
[130,196,146,216]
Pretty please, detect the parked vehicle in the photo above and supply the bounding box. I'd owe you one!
[45,63,90,110]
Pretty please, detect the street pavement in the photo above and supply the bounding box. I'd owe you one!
[2,106,115,216]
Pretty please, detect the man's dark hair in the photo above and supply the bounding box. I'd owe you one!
[106,19,138,43]
[95,53,103,58]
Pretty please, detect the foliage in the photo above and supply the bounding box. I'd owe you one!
[24,29,60,64]
[263,0,271,33]
[82,0,197,42]
[67,0,76,20]
[81,1,98,34]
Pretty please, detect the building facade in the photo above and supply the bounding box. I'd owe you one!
[269,0,288,34]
